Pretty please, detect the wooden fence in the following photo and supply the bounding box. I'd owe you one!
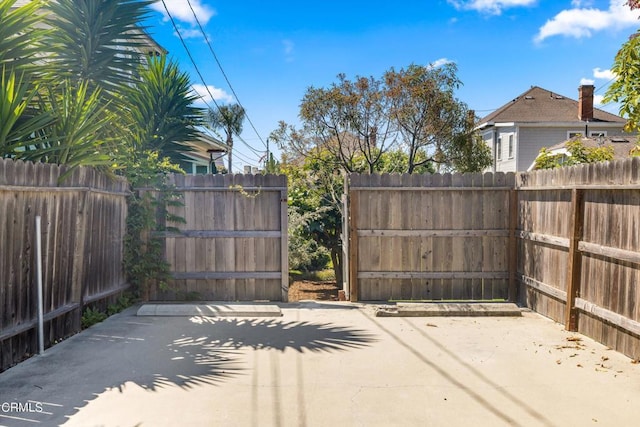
[0,159,129,372]
[345,172,517,301]
[344,158,639,359]
[150,173,288,302]
[517,158,640,359]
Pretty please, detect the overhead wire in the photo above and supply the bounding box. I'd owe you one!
[160,0,223,115]
[185,0,268,150]
[160,0,265,168]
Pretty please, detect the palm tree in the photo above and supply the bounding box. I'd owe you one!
[207,103,245,173]
[0,0,55,158]
[121,55,203,164]
[43,0,152,99]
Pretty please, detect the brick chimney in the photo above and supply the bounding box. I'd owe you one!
[578,85,594,121]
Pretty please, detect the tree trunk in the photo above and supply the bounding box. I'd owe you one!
[330,246,343,287]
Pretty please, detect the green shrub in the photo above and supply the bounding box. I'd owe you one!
[81,307,107,329]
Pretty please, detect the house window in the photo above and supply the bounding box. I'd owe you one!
[508,135,514,159]
[568,130,608,139]
[589,131,607,137]
[568,131,582,139]
[496,137,502,161]
[196,165,208,175]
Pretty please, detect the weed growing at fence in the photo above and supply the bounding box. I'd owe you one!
[106,294,135,316]
[123,152,185,300]
[81,307,107,329]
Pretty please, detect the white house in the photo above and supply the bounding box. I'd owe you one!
[178,132,229,175]
[476,85,629,172]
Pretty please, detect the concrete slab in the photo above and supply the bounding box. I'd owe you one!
[136,303,282,317]
[1,302,639,427]
[376,302,523,317]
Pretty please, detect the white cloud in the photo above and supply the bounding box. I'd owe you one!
[283,39,294,55]
[447,0,537,15]
[429,58,455,68]
[594,94,605,105]
[535,0,638,42]
[191,84,234,106]
[593,67,616,80]
[571,0,595,7]
[151,0,216,26]
[178,28,205,39]
[282,39,295,62]
[580,77,595,85]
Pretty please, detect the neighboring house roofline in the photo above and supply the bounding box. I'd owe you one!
[478,85,626,127]
[478,121,627,129]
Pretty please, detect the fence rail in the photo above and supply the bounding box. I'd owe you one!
[150,173,288,302]
[0,159,129,372]
[345,172,516,302]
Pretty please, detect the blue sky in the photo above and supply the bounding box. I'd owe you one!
[147,0,639,172]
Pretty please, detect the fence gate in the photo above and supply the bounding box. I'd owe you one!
[152,173,288,302]
[344,172,518,302]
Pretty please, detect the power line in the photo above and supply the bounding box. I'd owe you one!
[185,0,268,151]
[160,0,266,171]
[159,0,223,116]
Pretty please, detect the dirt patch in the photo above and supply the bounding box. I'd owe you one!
[288,280,340,302]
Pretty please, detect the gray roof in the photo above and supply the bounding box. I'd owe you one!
[479,86,626,125]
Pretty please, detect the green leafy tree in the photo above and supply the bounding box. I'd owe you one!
[207,103,245,173]
[299,74,395,173]
[534,139,615,169]
[282,150,345,283]
[442,110,492,173]
[604,1,640,130]
[385,63,479,173]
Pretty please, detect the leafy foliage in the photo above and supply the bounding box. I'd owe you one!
[384,63,482,173]
[121,55,203,164]
[122,151,185,300]
[0,68,55,157]
[22,80,113,171]
[534,138,615,169]
[274,64,489,175]
[604,2,640,131]
[81,307,107,329]
[0,0,47,73]
[43,0,152,98]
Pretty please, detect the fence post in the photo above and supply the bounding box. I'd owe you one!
[348,187,359,302]
[280,186,289,302]
[71,187,90,330]
[565,188,585,331]
[508,188,518,302]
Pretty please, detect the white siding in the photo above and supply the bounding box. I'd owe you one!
[495,127,516,172]
[517,126,627,171]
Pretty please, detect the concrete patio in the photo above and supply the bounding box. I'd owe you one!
[0,302,638,426]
